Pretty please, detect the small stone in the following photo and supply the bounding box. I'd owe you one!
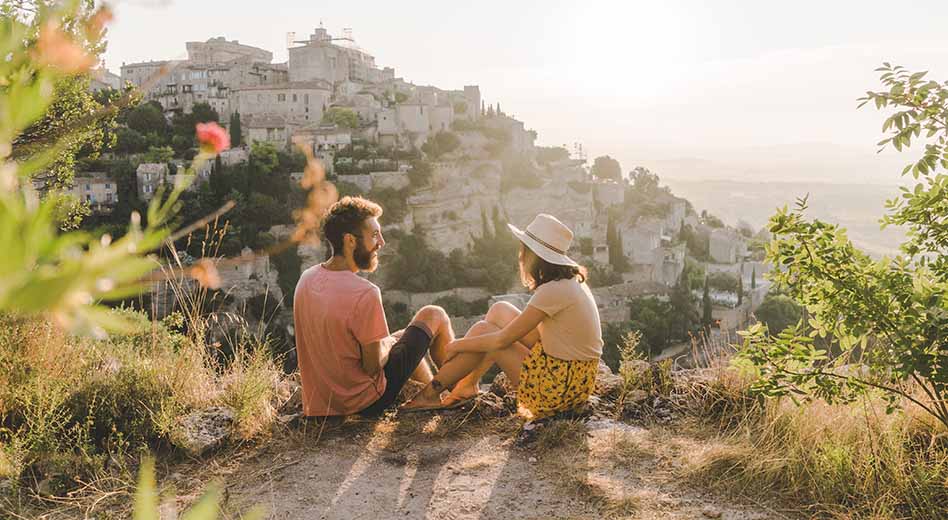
[595,360,624,398]
[702,507,722,518]
[170,406,235,457]
[528,456,537,463]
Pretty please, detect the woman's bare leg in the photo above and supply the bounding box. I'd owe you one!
[451,301,538,395]
[402,302,536,409]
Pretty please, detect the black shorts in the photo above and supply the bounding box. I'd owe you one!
[359,323,432,417]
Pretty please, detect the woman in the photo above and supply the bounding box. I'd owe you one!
[403,213,604,420]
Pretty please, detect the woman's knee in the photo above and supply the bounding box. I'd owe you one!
[486,301,520,326]
[412,305,449,333]
[465,320,498,337]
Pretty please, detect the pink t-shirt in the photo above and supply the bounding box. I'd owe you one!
[293,265,390,416]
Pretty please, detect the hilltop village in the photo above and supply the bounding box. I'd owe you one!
[77,27,769,361]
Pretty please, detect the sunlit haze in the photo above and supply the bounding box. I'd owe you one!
[105,0,948,184]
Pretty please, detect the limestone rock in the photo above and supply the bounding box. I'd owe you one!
[595,360,624,398]
[170,406,235,457]
[701,506,722,518]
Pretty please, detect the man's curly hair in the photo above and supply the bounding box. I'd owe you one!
[321,196,383,256]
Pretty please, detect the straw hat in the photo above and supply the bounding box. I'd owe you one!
[507,214,579,267]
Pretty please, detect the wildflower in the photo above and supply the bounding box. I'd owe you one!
[33,21,95,73]
[84,5,114,42]
[190,259,221,289]
[196,122,230,154]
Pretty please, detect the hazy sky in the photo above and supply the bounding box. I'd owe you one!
[103,1,948,180]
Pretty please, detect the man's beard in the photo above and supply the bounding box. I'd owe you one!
[354,241,379,272]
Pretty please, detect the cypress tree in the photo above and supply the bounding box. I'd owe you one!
[751,266,757,289]
[229,111,242,147]
[702,276,713,327]
[738,273,744,306]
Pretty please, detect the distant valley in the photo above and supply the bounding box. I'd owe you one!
[662,178,907,257]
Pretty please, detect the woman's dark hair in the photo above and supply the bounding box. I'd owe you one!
[321,196,383,256]
[519,244,587,290]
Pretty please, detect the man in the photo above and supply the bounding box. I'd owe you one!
[293,196,455,417]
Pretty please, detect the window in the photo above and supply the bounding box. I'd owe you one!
[85,183,91,190]
[106,193,113,202]
[277,94,286,102]
[105,183,111,190]
[85,194,91,201]
[304,93,309,104]
[292,94,297,102]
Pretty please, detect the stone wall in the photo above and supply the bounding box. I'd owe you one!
[370,171,410,190]
[337,173,373,192]
[387,286,491,312]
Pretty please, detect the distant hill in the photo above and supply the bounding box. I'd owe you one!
[663,179,907,257]
[635,142,910,185]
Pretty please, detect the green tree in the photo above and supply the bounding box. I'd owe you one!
[322,107,359,128]
[229,111,242,147]
[126,101,168,137]
[421,130,461,158]
[629,297,672,357]
[740,65,948,428]
[753,293,802,335]
[143,145,173,163]
[737,272,744,305]
[669,271,699,340]
[590,155,621,181]
[751,266,757,289]
[702,277,712,327]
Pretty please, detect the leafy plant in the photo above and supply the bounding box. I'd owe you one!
[740,65,948,428]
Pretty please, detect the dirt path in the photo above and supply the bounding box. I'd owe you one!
[200,410,789,520]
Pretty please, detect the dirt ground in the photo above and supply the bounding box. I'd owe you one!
[163,408,794,520]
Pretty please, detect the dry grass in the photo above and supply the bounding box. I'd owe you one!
[680,361,948,520]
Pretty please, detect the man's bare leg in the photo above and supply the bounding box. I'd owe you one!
[403,301,536,410]
[403,305,453,384]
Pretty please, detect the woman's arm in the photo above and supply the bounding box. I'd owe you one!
[448,305,546,353]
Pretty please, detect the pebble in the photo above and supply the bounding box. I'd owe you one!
[528,456,537,463]
[702,506,722,518]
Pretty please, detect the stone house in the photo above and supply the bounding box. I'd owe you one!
[593,180,624,208]
[68,172,118,213]
[244,115,289,147]
[288,26,392,85]
[234,81,332,134]
[709,228,747,264]
[136,163,169,201]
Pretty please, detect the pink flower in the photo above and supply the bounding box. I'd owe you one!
[196,122,230,154]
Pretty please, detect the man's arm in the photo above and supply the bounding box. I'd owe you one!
[360,336,395,376]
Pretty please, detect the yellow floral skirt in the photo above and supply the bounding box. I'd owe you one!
[516,341,598,420]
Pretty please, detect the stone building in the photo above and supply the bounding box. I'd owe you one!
[136,163,169,201]
[233,81,333,146]
[89,68,121,92]
[68,172,118,213]
[709,228,747,264]
[121,37,288,119]
[288,26,393,85]
[186,37,272,65]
